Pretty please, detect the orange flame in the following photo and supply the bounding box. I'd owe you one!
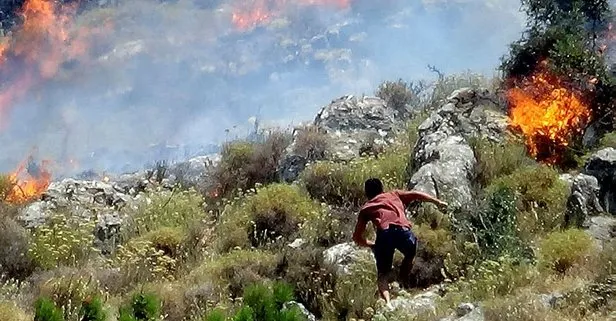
[6,156,52,204]
[507,70,591,162]
[232,0,351,30]
[0,0,109,126]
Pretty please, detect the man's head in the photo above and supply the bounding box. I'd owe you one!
[365,178,384,200]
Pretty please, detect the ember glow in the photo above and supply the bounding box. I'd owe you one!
[507,70,591,162]
[0,0,108,124]
[6,156,52,204]
[232,0,351,30]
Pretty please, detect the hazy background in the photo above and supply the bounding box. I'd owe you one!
[0,0,526,177]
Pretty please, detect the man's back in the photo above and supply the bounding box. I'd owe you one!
[359,190,412,231]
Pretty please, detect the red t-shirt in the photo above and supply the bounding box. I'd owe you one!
[358,190,413,231]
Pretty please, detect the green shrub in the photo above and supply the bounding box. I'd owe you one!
[538,229,594,274]
[241,281,304,321]
[279,247,335,318]
[469,185,522,258]
[213,131,291,198]
[79,295,107,321]
[111,239,179,285]
[132,227,186,260]
[291,125,330,161]
[0,214,36,280]
[446,255,539,303]
[322,256,377,320]
[37,273,103,321]
[189,249,279,299]
[119,292,161,321]
[300,147,408,207]
[214,184,328,252]
[122,189,205,239]
[469,138,535,188]
[487,164,568,240]
[34,297,63,321]
[28,212,97,270]
[205,309,227,321]
[599,132,616,148]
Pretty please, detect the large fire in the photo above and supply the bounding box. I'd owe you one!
[232,0,351,30]
[0,0,109,125]
[507,70,592,162]
[5,156,52,204]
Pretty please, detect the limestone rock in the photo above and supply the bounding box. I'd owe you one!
[279,95,399,182]
[373,285,447,321]
[564,173,604,227]
[313,95,397,161]
[584,148,616,214]
[584,215,616,246]
[409,88,507,208]
[322,242,374,276]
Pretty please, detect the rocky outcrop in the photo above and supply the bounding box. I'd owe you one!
[279,95,399,182]
[408,88,508,208]
[583,148,616,214]
[322,242,374,276]
[563,173,604,228]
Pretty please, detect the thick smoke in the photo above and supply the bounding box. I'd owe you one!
[0,0,525,177]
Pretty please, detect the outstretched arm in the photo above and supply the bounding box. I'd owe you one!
[352,216,374,248]
[397,190,448,208]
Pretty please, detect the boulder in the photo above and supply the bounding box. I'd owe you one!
[584,215,616,247]
[314,95,397,161]
[17,178,143,253]
[279,95,399,182]
[409,88,508,208]
[440,303,484,321]
[322,242,374,276]
[564,174,604,228]
[373,285,447,321]
[583,148,616,214]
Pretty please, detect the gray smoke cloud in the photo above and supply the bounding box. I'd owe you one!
[0,0,525,177]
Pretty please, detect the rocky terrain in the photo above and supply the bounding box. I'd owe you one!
[2,78,616,320]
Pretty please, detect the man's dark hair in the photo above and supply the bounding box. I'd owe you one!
[365,178,384,200]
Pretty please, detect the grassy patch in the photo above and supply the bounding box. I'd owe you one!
[122,189,205,239]
[28,212,98,270]
[214,184,329,252]
[487,164,569,242]
[470,137,535,188]
[188,249,279,300]
[538,229,595,274]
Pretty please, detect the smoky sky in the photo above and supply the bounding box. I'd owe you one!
[0,0,526,176]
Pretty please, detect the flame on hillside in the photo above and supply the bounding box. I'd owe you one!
[0,0,110,126]
[232,0,351,30]
[507,69,591,163]
[6,156,51,204]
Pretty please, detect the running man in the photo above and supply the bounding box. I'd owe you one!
[352,178,448,308]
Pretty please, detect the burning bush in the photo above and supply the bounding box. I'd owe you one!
[506,68,592,164]
[501,0,616,164]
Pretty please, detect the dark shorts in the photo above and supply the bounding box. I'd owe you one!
[372,225,417,276]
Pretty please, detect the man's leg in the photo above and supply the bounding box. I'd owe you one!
[397,229,418,289]
[373,231,395,305]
